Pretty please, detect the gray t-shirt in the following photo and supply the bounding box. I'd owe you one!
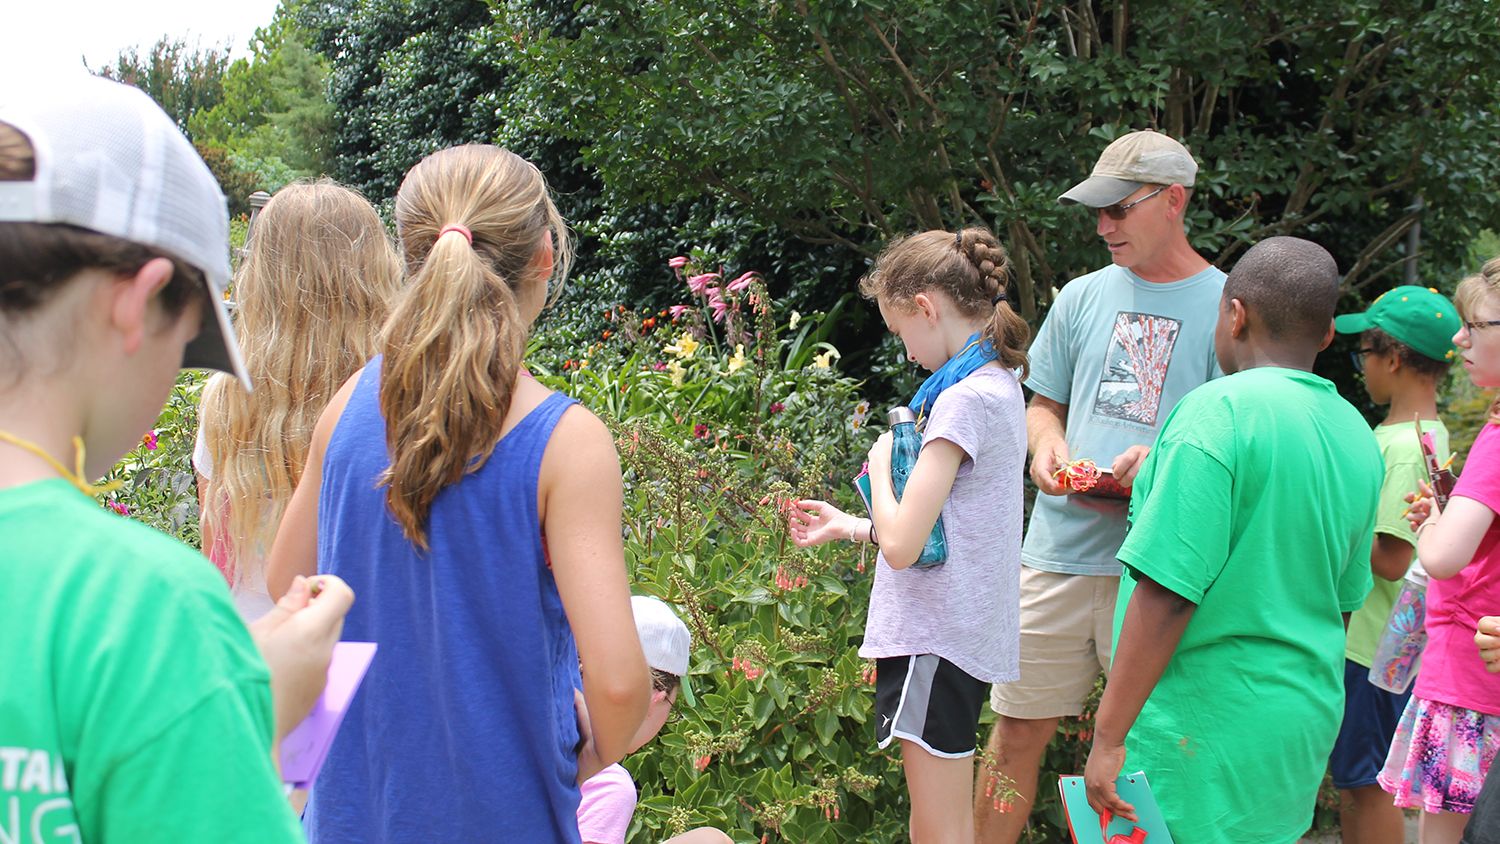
[1022,263,1225,576]
[858,365,1026,683]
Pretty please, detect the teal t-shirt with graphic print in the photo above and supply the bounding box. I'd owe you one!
[1023,263,1226,576]
[0,480,304,843]
[1114,368,1381,842]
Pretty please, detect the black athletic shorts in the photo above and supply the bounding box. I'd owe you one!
[874,654,988,757]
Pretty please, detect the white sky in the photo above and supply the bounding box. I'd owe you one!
[3,0,284,79]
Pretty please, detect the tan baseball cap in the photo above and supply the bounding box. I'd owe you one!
[1059,129,1198,207]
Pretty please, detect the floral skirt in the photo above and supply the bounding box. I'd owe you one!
[1378,695,1500,814]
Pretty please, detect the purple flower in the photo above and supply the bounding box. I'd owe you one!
[686,273,720,295]
[727,271,757,293]
[142,429,158,451]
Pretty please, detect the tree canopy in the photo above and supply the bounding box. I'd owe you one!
[493,0,1500,317]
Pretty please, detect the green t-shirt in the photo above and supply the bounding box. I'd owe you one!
[1345,419,1449,667]
[0,480,304,843]
[1114,368,1381,843]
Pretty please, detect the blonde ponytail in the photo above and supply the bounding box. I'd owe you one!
[380,145,571,549]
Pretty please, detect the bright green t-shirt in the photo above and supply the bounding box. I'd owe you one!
[1114,368,1381,843]
[1345,420,1449,667]
[0,480,304,843]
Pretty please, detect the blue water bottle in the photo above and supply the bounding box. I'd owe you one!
[888,406,947,568]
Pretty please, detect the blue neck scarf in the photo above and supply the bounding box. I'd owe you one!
[911,332,997,421]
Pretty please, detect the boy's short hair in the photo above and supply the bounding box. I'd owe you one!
[649,668,681,696]
[1365,327,1453,380]
[0,75,248,387]
[1224,236,1339,343]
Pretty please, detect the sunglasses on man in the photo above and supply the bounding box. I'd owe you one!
[1100,186,1167,221]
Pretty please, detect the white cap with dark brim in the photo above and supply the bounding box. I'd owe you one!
[0,75,250,390]
[1059,129,1199,208]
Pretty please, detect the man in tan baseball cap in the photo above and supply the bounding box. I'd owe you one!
[976,129,1226,843]
[1058,129,1199,207]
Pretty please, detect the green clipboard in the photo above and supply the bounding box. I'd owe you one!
[1057,771,1174,844]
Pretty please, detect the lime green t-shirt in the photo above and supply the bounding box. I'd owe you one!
[1115,368,1382,843]
[0,480,304,843]
[1345,420,1449,667]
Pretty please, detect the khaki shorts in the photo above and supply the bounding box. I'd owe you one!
[989,565,1120,719]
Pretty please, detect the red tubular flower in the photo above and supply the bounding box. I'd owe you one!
[710,298,731,323]
[726,271,757,292]
[686,273,719,295]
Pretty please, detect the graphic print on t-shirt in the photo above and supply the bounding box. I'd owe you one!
[1092,311,1182,427]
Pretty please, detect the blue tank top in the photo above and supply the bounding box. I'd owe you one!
[305,358,584,843]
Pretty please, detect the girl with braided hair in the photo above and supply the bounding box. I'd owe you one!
[789,227,1029,843]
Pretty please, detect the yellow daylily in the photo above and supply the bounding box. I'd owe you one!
[727,344,748,373]
[664,332,700,359]
[668,361,686,387]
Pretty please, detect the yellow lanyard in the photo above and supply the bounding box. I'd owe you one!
[0,431,123,497]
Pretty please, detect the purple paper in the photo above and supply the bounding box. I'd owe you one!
[278,641,377,789]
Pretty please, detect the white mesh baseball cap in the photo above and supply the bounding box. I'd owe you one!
[0,75,249,388]
[632,595,691,677]
[1058,129,1199,208]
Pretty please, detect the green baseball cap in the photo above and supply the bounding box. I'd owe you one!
[1334,285,1460,363]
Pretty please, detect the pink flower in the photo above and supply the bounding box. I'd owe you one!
[768,401,785,414]
[686,273,719,295]
[651,361,668,371]
[694,754,712,772]
[106,500,130,516]
[668,304,692,319]
[668,256,689,269]
[141,429,158,451]
[709,297,731,323]
[693,423,710,439]
[726,271,757,293]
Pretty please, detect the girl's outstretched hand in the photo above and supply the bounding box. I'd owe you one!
[788,499,859,547]
[1404,481,1439,532]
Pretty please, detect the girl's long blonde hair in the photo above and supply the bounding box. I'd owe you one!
[200,180,404,584]
[380,144,571,549]
[1454,256,1500,422]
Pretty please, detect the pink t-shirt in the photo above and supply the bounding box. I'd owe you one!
[576,763,636,844]
[1417,423,1500,715]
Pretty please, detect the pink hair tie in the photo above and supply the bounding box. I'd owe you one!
[439,224,473,245]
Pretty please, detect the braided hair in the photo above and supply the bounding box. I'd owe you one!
[859,226,1030,378]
